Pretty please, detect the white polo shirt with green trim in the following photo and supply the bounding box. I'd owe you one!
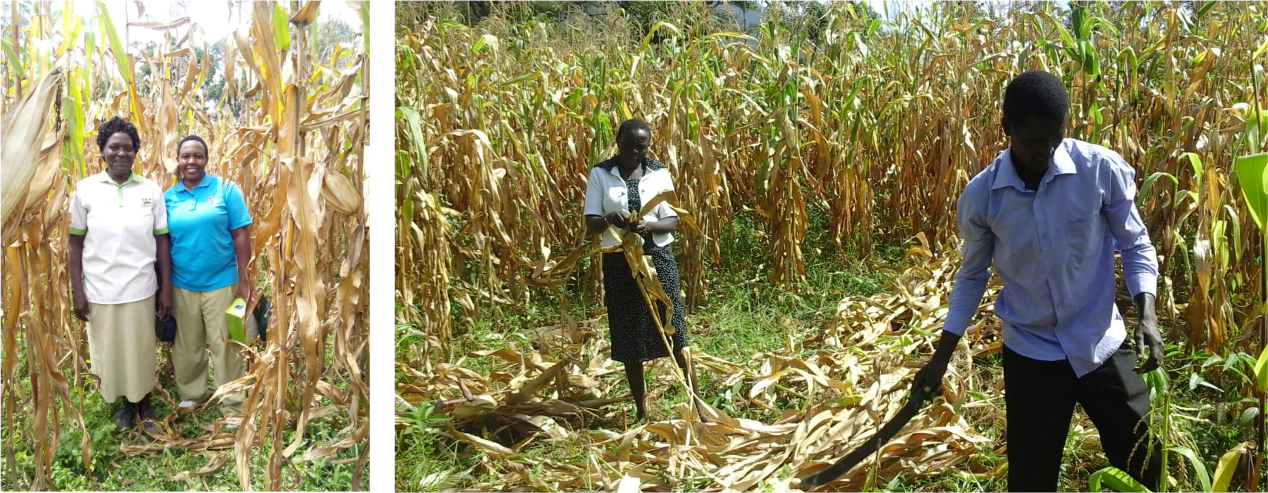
[69,171,169,304]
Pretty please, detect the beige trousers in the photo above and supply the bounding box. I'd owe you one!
[87,295,157,402]
[172,285,245,415]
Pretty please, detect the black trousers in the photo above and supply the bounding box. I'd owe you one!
[1003,343,1162,492]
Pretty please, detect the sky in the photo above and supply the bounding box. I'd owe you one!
[719,0,1076,29]
[863,0,1073,20]
[73,0,360,47]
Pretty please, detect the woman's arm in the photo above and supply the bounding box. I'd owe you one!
[69,234,89,321]
[629,216,678,234]
[155,234,172,319]
[231,226,252,303]
[68,192,90,321]
[583,166,605,237]
[585,215,608,235]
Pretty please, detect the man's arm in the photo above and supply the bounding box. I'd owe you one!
[1103,154,1162,372]
[913,180,993,394]
[943,212,994,336]
[1103,157,1158,300]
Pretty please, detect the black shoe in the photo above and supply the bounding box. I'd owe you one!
[138,408,160,435]
[113,401,135,432]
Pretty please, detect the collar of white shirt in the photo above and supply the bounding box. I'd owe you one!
[595,156,666,177]
[991,145,1077,191]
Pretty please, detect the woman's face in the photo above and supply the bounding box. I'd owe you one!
[178,140,209,183]
[102,133,136,178]
[617,128,651,164]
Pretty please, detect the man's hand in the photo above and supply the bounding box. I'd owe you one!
[1132,292,1163,373]
[911,355,950,396]
[911,331,961,396]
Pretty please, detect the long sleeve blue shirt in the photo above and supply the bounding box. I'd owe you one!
[944,138,1158,377]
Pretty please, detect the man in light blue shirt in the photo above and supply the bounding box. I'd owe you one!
[912,71,1163,491]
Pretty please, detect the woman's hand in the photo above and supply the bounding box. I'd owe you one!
[157,287,173,320]
[627,217,650,234]
[236,281,252,307]
[73,290,91,322]
[605,210,631,228]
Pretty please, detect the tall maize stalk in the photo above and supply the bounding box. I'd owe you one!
[1,1,370,489]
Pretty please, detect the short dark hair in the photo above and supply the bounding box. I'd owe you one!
[96,116,141,151]
[1003,70,1069,124]
[616,119,651,140]
[177,135,210,157]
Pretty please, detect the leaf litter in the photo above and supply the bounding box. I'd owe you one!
[403,232,1009,491]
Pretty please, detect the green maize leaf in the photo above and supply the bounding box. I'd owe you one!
[95,1,131,84]
[396,106,428,177]
[1072,6,1089,40]
[1196,0,1217,17]
[1164,446,1210,492]
[1088,467,1151,492]
[56,8,81,60]
[1224,204,1242,262]
[360,2,369,55]
[1094,16,1121,37]
[1254,343,1268,393]
[1139,171,1177,206]
[1183,152,1203,183]
[866,18,882,37]
[95,0,138,118]
[472,34,498,54]
[1237,406,1259,427]
[1,38,23,80]
[82,30,95,70]
[642,21,680,52]
[1118,47,1138,74]
[272,3,291,52]
[1253,36,1268,60]
[1233,153,1268,231]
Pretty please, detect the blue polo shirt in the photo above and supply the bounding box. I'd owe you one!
[164,175,253,291]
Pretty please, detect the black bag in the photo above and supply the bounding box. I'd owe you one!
[155,312,176,343]
[253,295,272,342]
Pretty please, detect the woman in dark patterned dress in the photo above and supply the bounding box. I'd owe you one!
[583,119,706,422]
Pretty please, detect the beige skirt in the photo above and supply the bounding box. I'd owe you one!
[87,295,156,402]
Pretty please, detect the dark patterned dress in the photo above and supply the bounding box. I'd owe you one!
[602,163,688,364]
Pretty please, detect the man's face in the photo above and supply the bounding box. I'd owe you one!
[1003,115,1065,175]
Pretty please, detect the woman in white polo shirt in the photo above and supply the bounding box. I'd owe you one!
[68,117,172,435]
[583,119,706,422]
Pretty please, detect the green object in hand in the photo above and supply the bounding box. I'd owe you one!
[226,297,248,345]
[1234,152,1268,231]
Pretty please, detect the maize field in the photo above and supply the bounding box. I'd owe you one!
[398,1,1268,491]
[2,1,370,490]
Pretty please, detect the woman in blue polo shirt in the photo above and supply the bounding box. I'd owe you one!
[164,135,253,424]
